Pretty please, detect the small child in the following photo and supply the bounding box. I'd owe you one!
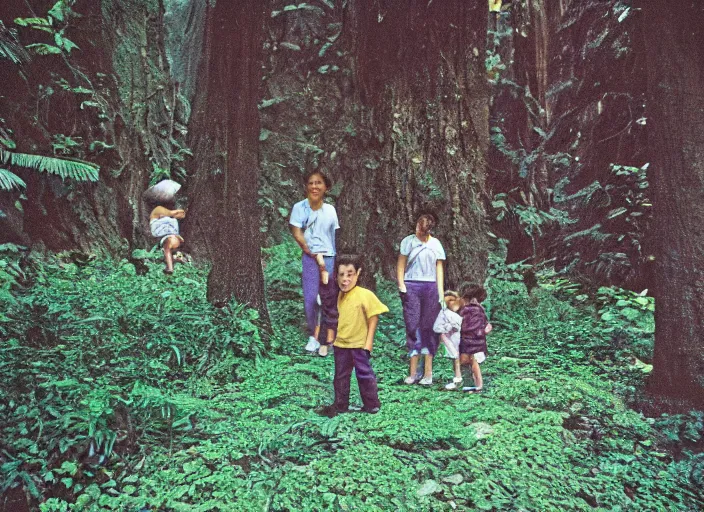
[318,255,389,417]
[149,203,186,274]
[458,283,490,393]
[433,290,464,389]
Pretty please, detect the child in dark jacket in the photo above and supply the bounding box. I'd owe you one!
[458,283,490,393]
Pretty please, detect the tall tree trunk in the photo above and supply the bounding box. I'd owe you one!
[511,0,552,204]
[339,0,490,288]
[102,0,197,251]
[185,0,269,320]
[642,0,704,407]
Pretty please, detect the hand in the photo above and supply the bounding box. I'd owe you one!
[398,284,407,293]
[173,209,186,219]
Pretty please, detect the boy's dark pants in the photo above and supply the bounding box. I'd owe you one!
[333,347,380,411]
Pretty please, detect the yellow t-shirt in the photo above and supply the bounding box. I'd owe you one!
[334,286,389,349]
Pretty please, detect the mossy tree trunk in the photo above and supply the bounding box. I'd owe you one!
[642,0,704,407]
[185,0,269,320]
[1,0,202,254]
[338,0,490,288]
[488,1,649,288]
[0,1,125,252]
[511,0,551,200]
[487,0,556,266]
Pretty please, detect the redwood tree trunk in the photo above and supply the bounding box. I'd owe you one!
[643,0,704,406]
[338,0,490,288]
[185,0,269,320]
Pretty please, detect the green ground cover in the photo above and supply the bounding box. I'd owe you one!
[0,244,702,511]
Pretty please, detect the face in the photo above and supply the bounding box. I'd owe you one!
[416,214,435,234]
[337,264,361,293]
[306,173,328,201]
[444,295,460,312]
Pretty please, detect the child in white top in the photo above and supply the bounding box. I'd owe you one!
[434,290,487,390]
[434,291,462,389]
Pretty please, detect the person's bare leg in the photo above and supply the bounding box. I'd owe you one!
[318,328,334,356]
[423,354,433,380]
[471,357,483,390]
[315,253,329,284]
[459,354,472,383]
[408,355,419,382]
[163,237,180,273]
[453,359,462,381]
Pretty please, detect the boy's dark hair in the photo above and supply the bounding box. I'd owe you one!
[336,254,362,273]
[461,283,487,303]
[304,169,332,189]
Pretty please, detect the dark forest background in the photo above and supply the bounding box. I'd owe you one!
[1,1,704,510]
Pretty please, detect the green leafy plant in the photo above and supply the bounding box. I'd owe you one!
[1,245,702,511]
[0,20,30,64]
[0,148,99,184]
[0,167,27,190]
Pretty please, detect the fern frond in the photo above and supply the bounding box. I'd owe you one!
[0,21,30,65]
[0,149,99,182]
[0,168,26,191]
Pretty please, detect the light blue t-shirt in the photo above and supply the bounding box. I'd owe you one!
[400,234,446,282]
[289,200,340,256]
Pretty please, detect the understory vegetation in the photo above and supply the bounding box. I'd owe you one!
[1,242,703,511]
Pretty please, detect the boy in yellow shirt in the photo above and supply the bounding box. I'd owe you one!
[318,255,389,417]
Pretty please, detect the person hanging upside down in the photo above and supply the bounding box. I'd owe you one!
[149,202,186,274]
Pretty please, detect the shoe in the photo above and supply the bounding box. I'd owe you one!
[360,406,380,414]
[318,345,329,357]
[462,386,482,393]
[316,404,345,418]
[445,381,462,390]
[404,376,418,385]
[305,336,321,352]
[419,377,433,386]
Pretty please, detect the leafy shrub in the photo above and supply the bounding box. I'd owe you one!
[0,255,263,505]
[2,248,702,511]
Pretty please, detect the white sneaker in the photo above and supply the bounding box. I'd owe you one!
[404,376,418,385]
[305,336,320,352]
[445,380,462,390]
[419,377,433,386]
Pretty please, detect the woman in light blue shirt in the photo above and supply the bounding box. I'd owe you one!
[289,170,340,356]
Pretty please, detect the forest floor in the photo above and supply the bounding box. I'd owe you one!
[1,243,703,511]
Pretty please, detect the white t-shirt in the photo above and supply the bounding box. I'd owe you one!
[433,308,462,359]
[289,199,340,256]
[400,235,446,282]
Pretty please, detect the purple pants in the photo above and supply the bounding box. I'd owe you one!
[401,280,440,356]
[333,347,380,411]
[302,254,338,344]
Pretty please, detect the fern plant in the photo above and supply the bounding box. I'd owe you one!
[0,20,30,65]
[0,168,26,191]
[0,148,99,185]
